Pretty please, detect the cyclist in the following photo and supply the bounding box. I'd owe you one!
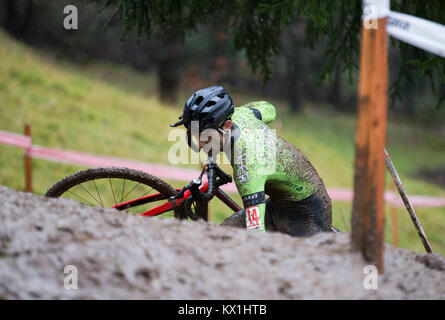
[171,86,333,237]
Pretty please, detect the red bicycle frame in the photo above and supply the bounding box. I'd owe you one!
[112,181,242,218]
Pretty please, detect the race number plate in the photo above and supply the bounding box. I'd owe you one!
[246,206,263,231]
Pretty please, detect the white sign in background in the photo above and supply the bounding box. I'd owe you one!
[387,11,445,59]
[363,0,445,58]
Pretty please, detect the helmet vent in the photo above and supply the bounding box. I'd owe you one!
[195,96,204,105]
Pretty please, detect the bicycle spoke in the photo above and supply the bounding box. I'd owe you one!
[120,182,141,204]
[119,179,126,205]
[78,183,102,206]
[66,190,96,207]
[108,178,117,207]
[93,179,104,207]
[123,187,156,213]
[134,187,154,202]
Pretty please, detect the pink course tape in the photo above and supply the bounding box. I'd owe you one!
[1,130,445,206]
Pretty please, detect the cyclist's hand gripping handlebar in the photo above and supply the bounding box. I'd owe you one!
[169,158,231,202]
[197,163,215,201]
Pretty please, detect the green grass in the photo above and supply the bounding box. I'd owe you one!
[1,31,444,255]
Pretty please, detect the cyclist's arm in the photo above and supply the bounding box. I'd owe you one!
[242,101,276,124]
[233,151,268,232]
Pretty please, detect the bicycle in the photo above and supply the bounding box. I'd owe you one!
[45,157,242,222]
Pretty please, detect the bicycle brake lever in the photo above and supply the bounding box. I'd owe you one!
[213,165,232,183]
[170,179,202,201]
[170,188,185,201]
[189,182,202,200]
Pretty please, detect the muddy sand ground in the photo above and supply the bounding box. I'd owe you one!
[0,186,444,299]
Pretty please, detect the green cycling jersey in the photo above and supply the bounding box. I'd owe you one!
[229,101,325,231]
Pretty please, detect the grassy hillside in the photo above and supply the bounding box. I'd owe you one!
[1,30,445,255]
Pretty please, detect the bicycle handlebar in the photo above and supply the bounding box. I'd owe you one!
[198,165,215,201]
[170,159,232,202]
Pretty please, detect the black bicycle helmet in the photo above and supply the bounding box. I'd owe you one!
[170,86,234,132]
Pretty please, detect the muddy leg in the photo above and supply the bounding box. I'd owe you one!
[269,190,332,237]
[221,209,245,229]
[220,198,277,231]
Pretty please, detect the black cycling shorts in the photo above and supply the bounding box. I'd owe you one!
[265,188,332,237]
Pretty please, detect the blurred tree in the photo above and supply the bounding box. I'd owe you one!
[89,0,445,109]
[208,28,231,84]
[3,0,35,40]
[1,1,442,115]
[327,62,343,110]
[155,26,183,104]
[282,24,305,112]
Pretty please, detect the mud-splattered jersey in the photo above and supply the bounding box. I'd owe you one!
[230,101,323,232]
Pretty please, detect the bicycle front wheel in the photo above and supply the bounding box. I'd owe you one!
[45,167,186,219]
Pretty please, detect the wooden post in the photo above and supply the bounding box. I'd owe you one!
[24,123,32,193]
[351,0,389,273]
[390,182,399,247]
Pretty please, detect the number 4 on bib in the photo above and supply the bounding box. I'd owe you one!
[246,206,263,231]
